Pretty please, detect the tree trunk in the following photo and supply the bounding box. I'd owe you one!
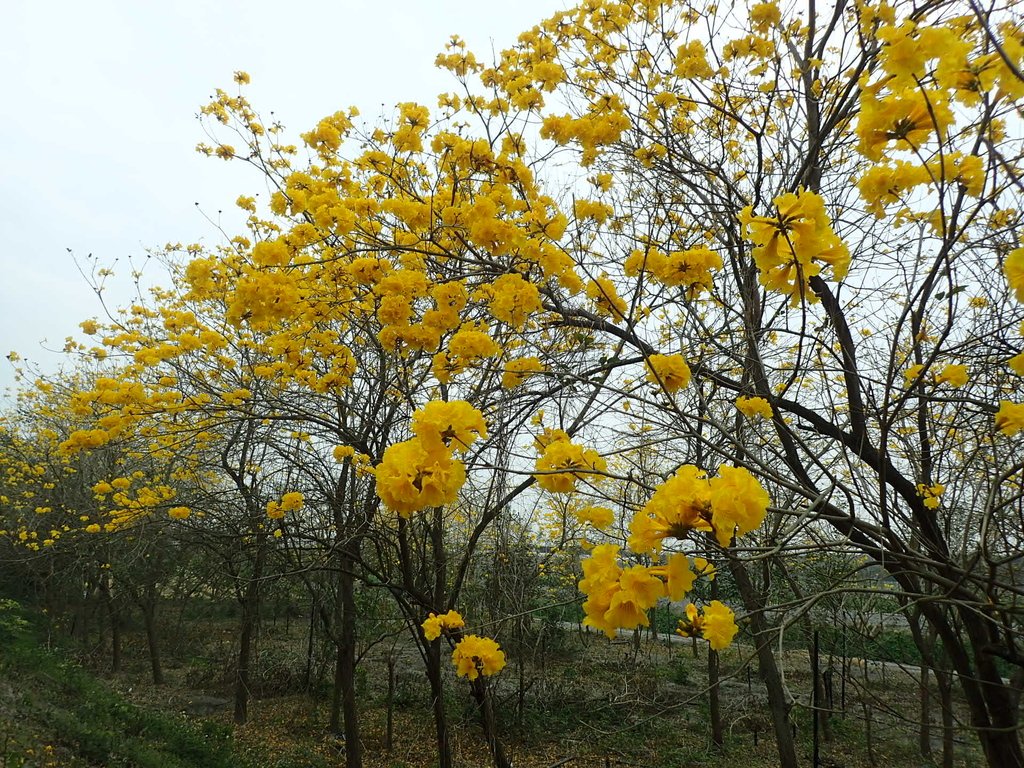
[329,551,362,768]
[234,592,257,725]
[424,641,452,768]
[98,575,121,674]
[142,583,164,686]
[471,678,511,768]
[386,654,396,752]
[728,557,798,768]
[709,648,723,747]
[234,537,266,726]
[935,667,955,768]
[708,574,723,747]
[919,664,932,760]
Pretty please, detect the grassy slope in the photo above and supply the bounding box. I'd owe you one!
[0,598,252,768]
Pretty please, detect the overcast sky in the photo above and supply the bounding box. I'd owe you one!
[0,0,564,399]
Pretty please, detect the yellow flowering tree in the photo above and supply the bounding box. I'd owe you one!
[419,1,1024,765]
[4,1,1024,766]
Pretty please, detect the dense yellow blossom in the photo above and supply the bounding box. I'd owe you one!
[675,601,739,650]
[573,505,614,529]
[586,277,628,320]
[707,465,770,547]
[628,465,712,554]
[736,396,773,420]
[934,365,968,388]
[904,364,925,386]
[1005,248,1024,303]
[501,357,545,388]
[483,273,543,329]
[451,635,506,680]
[857,88,954,161]
[652,553,697,602]
[1008,353,1024,376]
[411,400,487,454]
[578,544,623,637]
[916,483,945,510]
[448,327,502,359]
[739,189,849,305]
[645,354,691,392]
[534,435,606,493]
[375,438,466,517]
[422,609,465,641]
[995,401,1024,436]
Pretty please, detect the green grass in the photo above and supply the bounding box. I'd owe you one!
[0,598,252,768]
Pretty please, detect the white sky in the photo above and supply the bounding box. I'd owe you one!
[0,0,565,399]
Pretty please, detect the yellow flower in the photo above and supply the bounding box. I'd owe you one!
[574,505,614,529]
[749,1,781,31]
[856,88,954,161]
[1004,248,1024,303]
[280,492,304,512]
[707,465,770,547]
[660,553,696,602]
[1008,352,1024,376]
[448,327,501,359]
[692,556,716,581]
[605,565,665,629]
[739,189,849,306]
[484,273,543,329]
[451,635,506,680]
[628,465,712,554]
[586,277,628,320]
[579,544,623,637]
[996,401,1024,436]
[649,247,721,296]
[168,506,191,520]
[422,610,465,641]
[916,483,944,510]
[412,400,487,454]
[736,396,773,420]
[934,364,968,388]
[645,354,691,392]
[904,364,925,386]
[502,357,545,388]
[676,601,738,650]
[702,601,739,650]
[375,437,467,516]
[534,436,606,493]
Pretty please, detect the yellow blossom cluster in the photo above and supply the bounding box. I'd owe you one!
[267,491,304,520]
[624,246,722,298]
[645,354,691,392]
[375,401,486,517]
[501,357,546,389]
[421,609,465,641]
[916,483,944,510]
[578,543,726,641]
[739,189,849,305]
[629,464,769,551]
[736,396,773,420]
[533,432,606,493]
[572,505,614,529]
[480,273,543,329]
[451,635,506,680]
[676,601,739,650]
[996,401,1024,437]
[420,608,505,680]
